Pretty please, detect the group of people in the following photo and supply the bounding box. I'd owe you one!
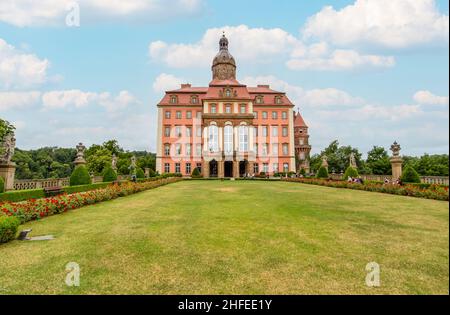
[347,176,364,184]
[384,177,403,185]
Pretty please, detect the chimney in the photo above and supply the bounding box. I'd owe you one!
[181,83,191,89]
[257,84,270,88]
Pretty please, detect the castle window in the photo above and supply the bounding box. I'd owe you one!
[256,96,264,104]
[272,111,278,119]
[165,111,171,119]
[208,125,219,152]
[170,95,178,104]
[225,89,232,97]
[186,144,191,156]
[186,111,192,119]
[175,163,181,173]
[282,126,288,137]
[225,104,232,113]
[176,111,182,119]
[164,163,170,173]
[186,163,191,175]
[262,111,268,119]
[175,144,181,156]
[210,104,217,114]
[164,126,171,137]
[300,152,305,160]
[224,125,234,154]
[240,104,246,114]
[283,163,289,172]
[282,111,287,120]
[282,143,289,155]
[275,96,282,104]
[239,125,249,152]
[164,144,170,156]
[191,96,199,104]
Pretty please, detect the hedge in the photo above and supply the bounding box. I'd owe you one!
[0,215,20,243]
[70,165,92,186]
[0,177,4,193]
[102,167,118,182]
[343,166,359,180]
[316,166,329,179]
[401,166,421,183]
[136,168,145,179]
[63,182,112,194]
[0,188,46,202]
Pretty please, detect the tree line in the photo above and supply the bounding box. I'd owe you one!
[12,140,155,180]
[309,140,449,176]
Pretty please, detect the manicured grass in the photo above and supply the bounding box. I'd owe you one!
[0,181,448,294]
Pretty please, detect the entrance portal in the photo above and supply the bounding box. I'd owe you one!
[224,161,233,178]
[209,160,218,177]
[239,160,248,177]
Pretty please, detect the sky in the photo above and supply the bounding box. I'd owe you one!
[0,0,448,157]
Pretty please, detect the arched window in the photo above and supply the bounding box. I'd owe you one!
[239,125,249,152]
[208,125,219,152]
[225,89,232,97]
[224,125,234,154]
[275,96,282,104]
[170,95,178,104]
[191,96,198,104]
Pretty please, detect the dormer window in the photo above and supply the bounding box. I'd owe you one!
[191,95,199,104]
[275,96,282,104]
[256,96,264,104]
[225,89,232,97]
[170,95,178,104]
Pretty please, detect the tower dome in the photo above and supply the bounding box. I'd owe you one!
[212,33,236,80]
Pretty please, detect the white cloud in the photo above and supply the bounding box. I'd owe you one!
[0,91,41,111]
[302,0,449,49]
[41,89,141,111]
[413,90,449,106]
[0,0,205,27]
[149,25,395,71]
[152,73,185,93]
[149,25,301,68]
[287,48,395,71]
[242,75,364,108]
[0,38,50,89]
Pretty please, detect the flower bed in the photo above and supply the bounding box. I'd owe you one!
[1,178,182,224]
[284,178,449,201]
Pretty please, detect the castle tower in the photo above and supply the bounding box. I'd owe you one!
[211,33,237,81]
[294,110,311,173]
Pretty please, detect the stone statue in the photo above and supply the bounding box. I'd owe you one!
[130,155,137,169]
[390,141,401,157]
[321,155,328,168]
[349,152,357,169]
[74,142,86,166]
[112,154,118,170]
[0,133,16,164]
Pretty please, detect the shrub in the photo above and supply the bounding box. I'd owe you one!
[136,168,145,179]
[0,177,4,193]
[343,166,359,180]
[102,167,118,182]
[401,166,421,183]
[70,165,92,186]
[148,169,156,177]
[299,168,306,176]
[191,167,202,178]
[316,166,329,179]
[0,215,20,243]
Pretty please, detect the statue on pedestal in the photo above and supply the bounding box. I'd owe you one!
[390,141,401,157]
[321,155,329,170]
[0,133,16,165]
[74,142,86,166]
[112,154,118,170]
[349,152,357,169]
[390,141,403,180]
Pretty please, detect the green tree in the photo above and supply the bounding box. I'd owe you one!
[70,165,92,186]
[366,146,391,175]
[311,140,362,174]
[102,166,118,182]
[343,166,359,179]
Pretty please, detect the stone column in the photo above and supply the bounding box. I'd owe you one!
[218,161,224,178]
[144,168,150,178]
[390,141,403,180]
[248,161,255,175]
[203,160,210,178]
[233,161,239,178]
[0,163,16,191]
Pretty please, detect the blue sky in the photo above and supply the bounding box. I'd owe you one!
[0,0,448,156]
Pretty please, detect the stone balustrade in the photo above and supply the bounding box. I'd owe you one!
[12,174,132,191]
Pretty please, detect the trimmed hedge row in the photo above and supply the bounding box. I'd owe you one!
[285,178,449,201]
[0,215,20,243]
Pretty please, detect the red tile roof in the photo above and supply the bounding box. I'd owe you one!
[294,110,308,127]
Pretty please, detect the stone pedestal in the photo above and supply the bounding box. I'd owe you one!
[0,163,16,191]
[144,168,150,178]
[390,156,403,180]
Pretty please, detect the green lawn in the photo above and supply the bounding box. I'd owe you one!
[0,180,448,294]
